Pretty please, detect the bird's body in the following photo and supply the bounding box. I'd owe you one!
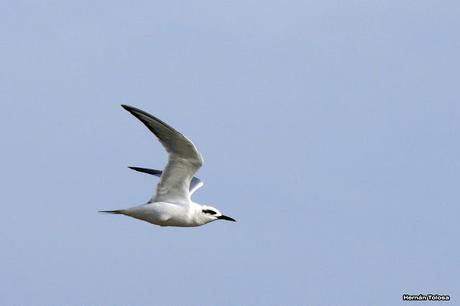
[100,105,235,227]
[116,202,207,227]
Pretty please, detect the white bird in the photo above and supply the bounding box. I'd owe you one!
[100,105,236,227]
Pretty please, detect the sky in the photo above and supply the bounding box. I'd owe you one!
[1,0,459,305]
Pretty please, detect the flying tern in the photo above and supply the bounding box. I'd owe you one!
[100,105,236,227]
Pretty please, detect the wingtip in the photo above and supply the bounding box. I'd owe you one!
[121,104,133,111]
[128,166,143,171]
[127,166,142,172]
[121,104,150,118]
[99,210,124,214]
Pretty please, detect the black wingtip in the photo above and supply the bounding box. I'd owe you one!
[128,166,163,176]
[99,210,124,214]
[121,104,134,111]
[122,104,146,115]
[128,166,148,172]
[121,104,156,122]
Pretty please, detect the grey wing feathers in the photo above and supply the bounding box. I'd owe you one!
[121,105,203,165]
[128,166,204,195]
[122,105,203,204]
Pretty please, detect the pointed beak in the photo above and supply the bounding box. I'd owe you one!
[217,215,236,222]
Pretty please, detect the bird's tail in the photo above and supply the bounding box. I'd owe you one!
[99,210,124,214]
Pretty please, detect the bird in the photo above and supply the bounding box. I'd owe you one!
[100,105,236,227]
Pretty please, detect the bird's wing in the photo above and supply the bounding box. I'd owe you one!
[122,105,204,205]
[128,166,204,195]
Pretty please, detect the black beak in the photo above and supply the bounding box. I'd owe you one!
[217,215,236,222]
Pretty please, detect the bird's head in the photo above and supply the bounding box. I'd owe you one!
[199,205,236,224]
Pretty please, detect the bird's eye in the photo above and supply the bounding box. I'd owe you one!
[202,209,216,215]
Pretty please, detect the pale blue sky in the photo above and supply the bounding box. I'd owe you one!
[1,1,459,305]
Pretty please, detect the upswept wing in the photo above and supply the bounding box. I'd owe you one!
[122,105,204,205]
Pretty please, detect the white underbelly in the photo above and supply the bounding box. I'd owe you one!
[124,202,198,227]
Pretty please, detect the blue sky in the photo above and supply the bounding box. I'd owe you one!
[1,1,459,305]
